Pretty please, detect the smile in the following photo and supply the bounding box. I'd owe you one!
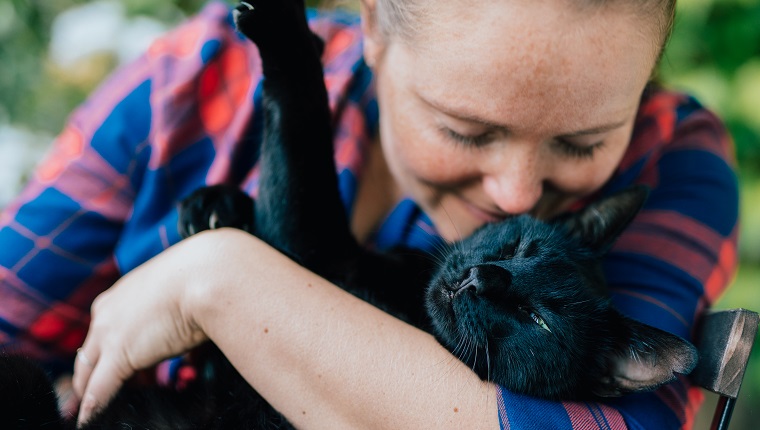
[459,197,508,223]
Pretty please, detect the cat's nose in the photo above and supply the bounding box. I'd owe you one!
[453,265,511,297]
[452,268,479,298]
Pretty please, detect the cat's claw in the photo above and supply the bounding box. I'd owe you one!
[233,2,255,31]
[231,0,321,64]
[178,185,256,239]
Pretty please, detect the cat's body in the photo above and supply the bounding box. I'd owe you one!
[0,1,697,428]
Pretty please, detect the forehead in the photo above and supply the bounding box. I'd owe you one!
[395,0,658,133]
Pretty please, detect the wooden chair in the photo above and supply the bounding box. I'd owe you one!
[691,308,759,430]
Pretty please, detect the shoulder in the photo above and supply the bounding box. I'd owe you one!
[307,9,376,181]
[603,86,739,332]
[612,87,737,207]
[623,86,734,171]
[307,8,368,102]
[141,4,366,91]
[307,7,364,52]
[612,86,738,230]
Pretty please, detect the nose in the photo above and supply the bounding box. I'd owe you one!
[453,265,512,298]
[482,146,544,215]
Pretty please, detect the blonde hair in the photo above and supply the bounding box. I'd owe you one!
[373,0,677,58]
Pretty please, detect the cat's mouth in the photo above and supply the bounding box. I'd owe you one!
[439,265,518,347]
[447,289,490,344]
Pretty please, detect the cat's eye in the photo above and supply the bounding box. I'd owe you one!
[518,305,551,333]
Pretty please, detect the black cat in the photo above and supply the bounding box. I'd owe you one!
[0,0,697,428]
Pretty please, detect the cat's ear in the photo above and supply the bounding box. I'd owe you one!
[559,185,649,253]
[593,315,698,397]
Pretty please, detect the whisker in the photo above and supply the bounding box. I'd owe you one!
[485,339,492,382]
[455,334,468,362]
[459,334,471,360]
[451,333,468,359]
[471,340,479,374]
[438,200,463,242]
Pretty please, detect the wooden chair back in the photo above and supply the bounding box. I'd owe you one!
[690,308,759,430]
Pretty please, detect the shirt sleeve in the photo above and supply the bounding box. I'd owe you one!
[0,1,247,377]
[0,59,155,375]
[495,90,739,429]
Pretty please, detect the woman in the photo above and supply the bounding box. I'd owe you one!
[0,0,737,428]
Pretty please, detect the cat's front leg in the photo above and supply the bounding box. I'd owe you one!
[178,185,255,238]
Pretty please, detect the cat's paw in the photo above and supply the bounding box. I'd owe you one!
[233,1,309,49]
[178,185,255,239]
[232,0,322,73]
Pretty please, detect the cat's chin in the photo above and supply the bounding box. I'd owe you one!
[451,291,490,343]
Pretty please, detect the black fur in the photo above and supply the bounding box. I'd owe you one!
[0,353,65,429]
[0,0,697,427]
[425,193,698,399]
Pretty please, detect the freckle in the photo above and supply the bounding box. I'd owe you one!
[453,407,459,413]
[307,283,312,288]
[264,328,269,334]
[302,411,307,415]
[317,374,322,378]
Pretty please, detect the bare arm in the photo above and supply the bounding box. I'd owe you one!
[194,229,499,429]
[74,228,499,429]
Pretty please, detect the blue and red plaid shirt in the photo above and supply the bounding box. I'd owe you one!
[0,3,738,429]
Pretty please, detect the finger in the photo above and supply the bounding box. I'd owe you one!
[77,355,129,425]
[72,345,99,399]
[73,291,110,398]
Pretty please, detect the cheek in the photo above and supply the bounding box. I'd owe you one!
[381,87,477,186]
[392,132,470,184]
[548,131,632,195]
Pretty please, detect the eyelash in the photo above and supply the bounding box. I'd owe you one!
[441,127,493,147]
[442,127,605,159]
[553,138,605,159]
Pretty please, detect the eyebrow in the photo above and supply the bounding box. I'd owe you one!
[557,120,629,138]
[420,95,511,132]
[420,93,629,138]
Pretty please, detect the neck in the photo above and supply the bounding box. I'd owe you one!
[350,137,402,244]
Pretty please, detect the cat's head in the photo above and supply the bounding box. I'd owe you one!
[425,185,698,400]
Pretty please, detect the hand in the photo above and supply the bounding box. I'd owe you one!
[72,232,218,423]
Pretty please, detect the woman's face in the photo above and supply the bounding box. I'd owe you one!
[365,0,660,242]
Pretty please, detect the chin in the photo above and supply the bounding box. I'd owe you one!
[425,200,487,241]
[434,218,482,242]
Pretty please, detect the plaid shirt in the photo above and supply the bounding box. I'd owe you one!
[0,2,738,429]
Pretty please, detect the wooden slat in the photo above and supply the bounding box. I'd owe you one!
[690,308,760,398]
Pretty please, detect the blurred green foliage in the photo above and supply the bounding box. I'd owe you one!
[661,0,760,172]
[635,4,760,427]
[0,0,200,131]
[0,0,759,428]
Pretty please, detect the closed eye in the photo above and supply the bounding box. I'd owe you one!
[440,127,494,147]
[552,138,605,159]
[501,238,520,260]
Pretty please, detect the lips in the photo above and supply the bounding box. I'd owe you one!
[460,197,508,223]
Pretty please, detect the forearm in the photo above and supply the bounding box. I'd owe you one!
[188,228,499,430]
